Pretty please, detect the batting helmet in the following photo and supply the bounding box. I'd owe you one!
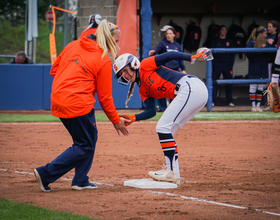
[113,54,140,79]
[88,14,102,27]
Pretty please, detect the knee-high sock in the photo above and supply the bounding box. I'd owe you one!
[157,133,180,177]
[256,90,263,106]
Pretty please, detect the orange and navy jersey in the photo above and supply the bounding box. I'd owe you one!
[138,56,186,102]
[80,27,97,39]
[50,36,120,124]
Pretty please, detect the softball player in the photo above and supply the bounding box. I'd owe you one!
[113,49,212,185]
[34,20,129,192]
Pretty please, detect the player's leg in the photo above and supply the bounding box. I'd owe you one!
[256,84,265,112]
[249,84,257,112]
[212,67,221,106]
[223,69,234,105]
[150,77,208,185]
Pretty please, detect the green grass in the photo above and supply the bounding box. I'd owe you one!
[0,111,279,123]
[0,199,97,220]
[0,20,71,64]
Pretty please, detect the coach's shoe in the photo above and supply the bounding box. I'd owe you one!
[71,182,98,190]
[148,167,181,186]
[34,169,51,192]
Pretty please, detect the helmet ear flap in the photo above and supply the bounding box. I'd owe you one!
[130,57,140,70]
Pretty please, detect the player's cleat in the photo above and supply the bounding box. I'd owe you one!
[228,103,235,107]
[34,168,51,192]
[256,106,263,112]
[148,166,181,186]
[252,106,257,112]
[71,182,98,190]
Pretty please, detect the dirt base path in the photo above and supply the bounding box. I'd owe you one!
[1,120,279,219]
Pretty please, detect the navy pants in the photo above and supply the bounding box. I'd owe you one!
[36,109,98,186]
[212,67,233,105]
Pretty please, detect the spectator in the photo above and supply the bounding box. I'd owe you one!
[80,14,102,38]
[149,25,186,112]
[211,25,235,107]
[246,26,269,112]
[9,51,34,64]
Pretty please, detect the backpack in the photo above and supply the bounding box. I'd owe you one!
[227,23,247,48]
[202,23,220,48]
[183,21,202,52]
[247,20,259,40]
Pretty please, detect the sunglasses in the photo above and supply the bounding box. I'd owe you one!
[110,25,119,32]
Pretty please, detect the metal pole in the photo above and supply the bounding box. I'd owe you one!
[206,60,213,112]
[64,0,69,47]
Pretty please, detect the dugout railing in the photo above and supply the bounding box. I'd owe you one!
[206,48,278,112]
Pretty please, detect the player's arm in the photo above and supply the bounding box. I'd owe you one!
[154,51,191,67]
[135,98,157,121]
[119,98,157,126]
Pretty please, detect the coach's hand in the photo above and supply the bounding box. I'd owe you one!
[114,118,130,136]
[119,114,136,126]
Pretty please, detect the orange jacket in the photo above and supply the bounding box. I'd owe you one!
[50,36,120,124]
[80,28,97,38]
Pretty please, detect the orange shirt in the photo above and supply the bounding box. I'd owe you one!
[80,28,97,38]
[50,37,120,124]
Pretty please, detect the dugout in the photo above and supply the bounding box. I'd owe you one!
[76,0,279,107]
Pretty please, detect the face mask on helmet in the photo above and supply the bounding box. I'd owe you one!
[117,67,133,86]
[113,54,140,84]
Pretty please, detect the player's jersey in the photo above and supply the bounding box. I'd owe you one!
[138,56,186,102]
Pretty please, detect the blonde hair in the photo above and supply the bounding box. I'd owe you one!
[95,20,120,60]
[246,26,266,44]
[125,81,136,108]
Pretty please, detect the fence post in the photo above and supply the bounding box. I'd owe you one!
[206,60,212,112]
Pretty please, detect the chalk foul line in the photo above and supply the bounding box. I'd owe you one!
[1,169,279,217]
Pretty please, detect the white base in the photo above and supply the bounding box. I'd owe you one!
[124,178,178,189]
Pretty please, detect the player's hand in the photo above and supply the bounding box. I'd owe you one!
[113,119,130,136]
[181,70,187,74]
[190,47,213,64]
[119,114,136,126]
[148,50,155,56]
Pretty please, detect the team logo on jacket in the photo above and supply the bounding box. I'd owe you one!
[226,42,229,46]
[166,46,169,49]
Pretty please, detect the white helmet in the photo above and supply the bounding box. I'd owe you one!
[88,14,102,27]
[113,53,140,79]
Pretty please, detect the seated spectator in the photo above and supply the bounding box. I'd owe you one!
[10,51,34,64]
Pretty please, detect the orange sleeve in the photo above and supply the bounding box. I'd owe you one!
[50,54,62,78]
[95,59,120,124]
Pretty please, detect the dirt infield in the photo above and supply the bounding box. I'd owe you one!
[0,120,280,219]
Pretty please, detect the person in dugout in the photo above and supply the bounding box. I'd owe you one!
[211,25,235,107]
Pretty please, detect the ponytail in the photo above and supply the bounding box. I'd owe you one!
[95,20,120,60]
[246,26,266,44]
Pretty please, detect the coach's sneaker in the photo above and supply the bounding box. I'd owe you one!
[71,182,98,190]
[34,169,51,192]
[148,167,181,186]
